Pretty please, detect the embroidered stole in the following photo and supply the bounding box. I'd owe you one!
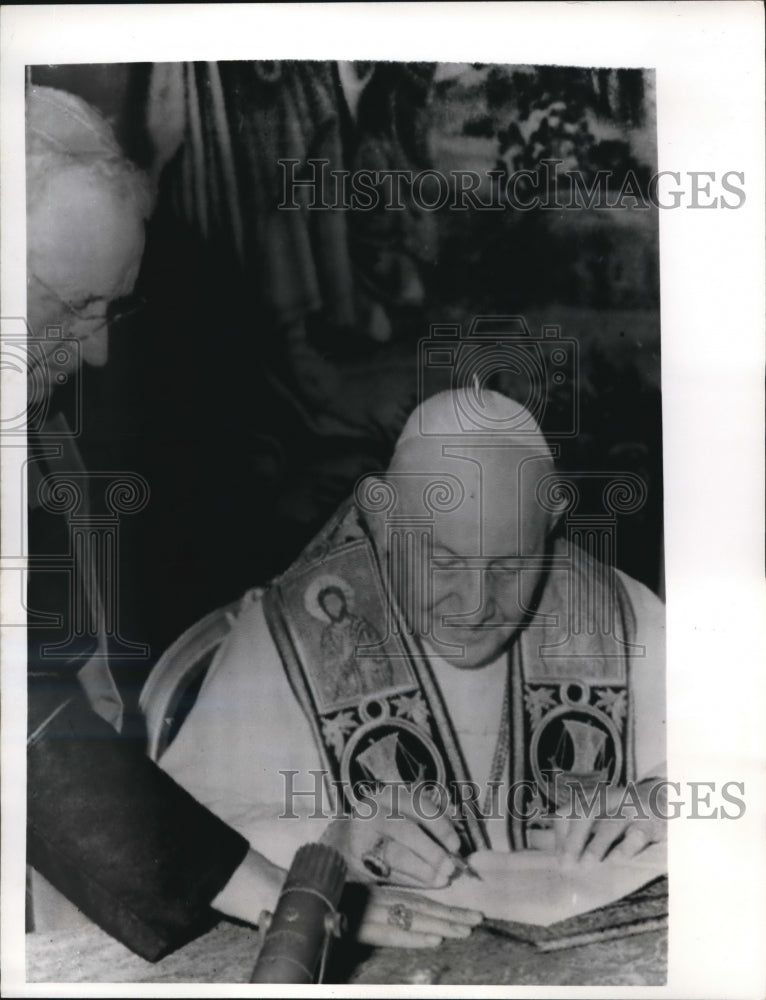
[263,500,638,851]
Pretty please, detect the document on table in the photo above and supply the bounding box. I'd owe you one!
[410,844,667,927]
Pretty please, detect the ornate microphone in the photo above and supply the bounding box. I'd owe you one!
[250,842,347,984]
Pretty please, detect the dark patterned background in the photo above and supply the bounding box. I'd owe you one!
[30,62,662,700]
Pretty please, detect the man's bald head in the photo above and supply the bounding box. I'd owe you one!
[366,390,558,667]
[389,389,555,558]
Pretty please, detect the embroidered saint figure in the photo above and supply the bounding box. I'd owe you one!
[303,573,394,705]
[317,584,393,700]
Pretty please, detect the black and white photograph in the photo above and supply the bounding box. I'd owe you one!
[1,4,764,996]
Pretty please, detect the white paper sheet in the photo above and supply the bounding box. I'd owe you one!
[407,845,667,927]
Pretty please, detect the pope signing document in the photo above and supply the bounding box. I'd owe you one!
[155,388,667,947]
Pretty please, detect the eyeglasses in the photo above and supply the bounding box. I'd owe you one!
[29,272,145,334]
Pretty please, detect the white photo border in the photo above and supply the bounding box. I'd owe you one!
[2,3,764,997]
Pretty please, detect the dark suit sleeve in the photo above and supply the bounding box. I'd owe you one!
[27,690,250,962]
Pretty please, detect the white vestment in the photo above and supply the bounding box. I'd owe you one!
[158,570,665,869]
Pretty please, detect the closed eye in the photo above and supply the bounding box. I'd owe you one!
[69,296,102,311]
[433,552,469,570]
[434,556,513,571]
[488,559,508,571]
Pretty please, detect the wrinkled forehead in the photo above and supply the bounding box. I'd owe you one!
[387,436,554,558]
[28,160,146,304]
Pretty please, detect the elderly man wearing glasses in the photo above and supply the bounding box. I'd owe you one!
[25,83,249,961]
[25,85,282,961]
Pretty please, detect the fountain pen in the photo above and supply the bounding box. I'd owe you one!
[447,852,482,880]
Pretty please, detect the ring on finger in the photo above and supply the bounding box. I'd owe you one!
[387,903,413,931]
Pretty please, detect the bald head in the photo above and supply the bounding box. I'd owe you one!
[395,386,551,445]
[367,390,558,667]
[389,389,555,557]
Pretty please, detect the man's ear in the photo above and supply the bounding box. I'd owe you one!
[546,508,564,540]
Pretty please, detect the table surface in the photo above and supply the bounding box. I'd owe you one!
[26,918,667,986]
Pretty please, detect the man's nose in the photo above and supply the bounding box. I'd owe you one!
[433,567,522,624]
[433,568,485,618]
[76,323,110,367]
